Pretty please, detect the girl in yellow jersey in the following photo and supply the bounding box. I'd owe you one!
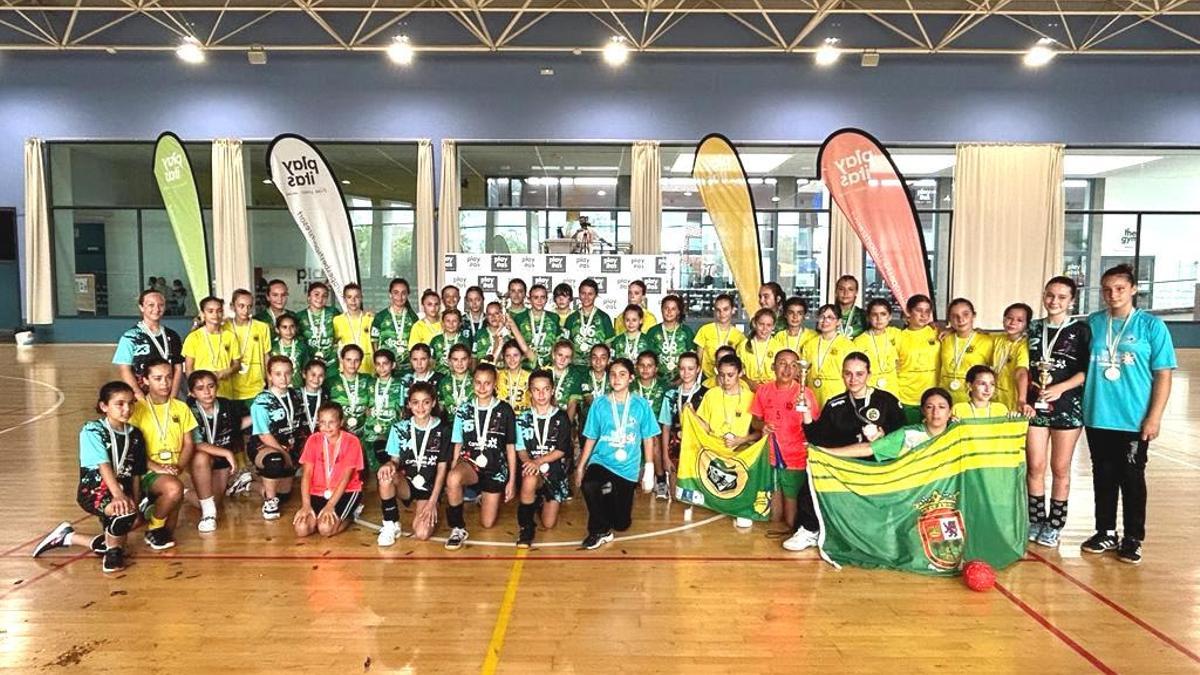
[737,308,779,390]
[991,302,1032,410]
[693,293,747,384]
[225,289,271,407]
[800,304,856,409]
[694,354,761,528]
[408,289,444,348]
[853,298,901,397]
[951,365,1010,419]
[896,294,940,423]
[769,297,816,357]
[939,298,995,404]
[497,340,532,414]
[182,296,242,399]
[333,283,375,374]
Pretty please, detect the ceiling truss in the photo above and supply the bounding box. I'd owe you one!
[1,0,1199,55]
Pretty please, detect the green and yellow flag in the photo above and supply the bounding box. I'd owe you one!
[153,132,210,312]
[675,407,773,521]
[809,418,1028,575]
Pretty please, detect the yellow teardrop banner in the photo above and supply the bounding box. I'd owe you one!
[692,134,763,317]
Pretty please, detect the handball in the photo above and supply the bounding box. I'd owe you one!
[962,559,996,592]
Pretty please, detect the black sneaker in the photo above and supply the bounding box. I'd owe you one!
[516,525,535,549]
[32,522,73,558]
[581,531,614,550]
[90,534,107,556]
[1080,532,1119,554]
[144,527,176,551]
[101,547,126,574]
[1117,537,1143,565]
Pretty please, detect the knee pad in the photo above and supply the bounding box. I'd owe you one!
[107,511,136,537]
[259,452,292,479]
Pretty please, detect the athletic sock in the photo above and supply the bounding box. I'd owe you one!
[447,503,466,529]
[148,515,167,530]
[199,497,217,518]
[1048,499,1068,530]
[381,496,400,522]
[1027,493,1046,525]
[518,503,535,529]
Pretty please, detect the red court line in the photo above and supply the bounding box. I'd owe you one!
[0,552,89,600]
[129,552,833,563]
[1028,551,1200,664]
[995,581,1115,674]
[0,515,92,558]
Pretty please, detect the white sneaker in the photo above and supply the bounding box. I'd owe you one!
[226,470,253,497]
[445,527,469,550]
[261,497,281,521]
[197,515,217,533]
[734,517,753,529]
[782,527,819,551]
[377,521,401,547]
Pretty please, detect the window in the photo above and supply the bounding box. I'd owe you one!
[1065,149,1200,320]
[458,144,631,254]
[246,142,419,311]
[48,142,213,317]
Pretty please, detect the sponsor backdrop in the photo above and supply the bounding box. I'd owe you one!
[444,253,670,317]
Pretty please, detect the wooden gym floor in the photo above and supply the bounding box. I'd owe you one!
[1,345,1198,673]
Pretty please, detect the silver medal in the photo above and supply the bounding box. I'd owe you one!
[474,454,489,468]
[950,380,962,391]
[323,489,332,499]
[347,416,358,428]
[877,377,887,388]
[1104,365,1121,381]
[411,474,427,490]
[539,463,550,475]
[373,424,384,434]
[812,378,823,388]
[614,448,628,462]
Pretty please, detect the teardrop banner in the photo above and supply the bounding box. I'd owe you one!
[692,133,763,317]
[153,131,211,311]
[267,134,361,310]
[818,129,933,311]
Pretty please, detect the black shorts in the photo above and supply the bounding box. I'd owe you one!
[468,463,508,494]
[402,472,435,502]
[212,455,232,471]
[77,470,135,528]
[309,491,362,522]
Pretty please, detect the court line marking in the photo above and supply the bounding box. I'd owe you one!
[0,374,66,436]
[1149,450,1200,471]
[1029,551,1200,664]
[0,552,90,600]
[108,552,833,562]
[480,548,527,675]
[994,581,1115,674]
[0,516,93,558]
[353,513,727,548]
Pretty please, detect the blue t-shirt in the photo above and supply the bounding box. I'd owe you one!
[583,393,661,482]
[79,419,147,478]
[1083,309,1177,432]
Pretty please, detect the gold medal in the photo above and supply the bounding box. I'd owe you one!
[813,377,823,388]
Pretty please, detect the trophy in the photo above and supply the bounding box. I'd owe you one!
[1033,360,1054,412]
[795,358,811,413]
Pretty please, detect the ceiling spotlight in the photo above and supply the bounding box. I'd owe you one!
[175,37,205,64]
[248,45,267,65]
[771,196,781,203]
[814,37,841,66]
[388,35,415,65]
[861,50,879,68]
[341,180,350,185]
[104,47,117,55]
[540,67,555,76]
[262,179,272,185]
[1023,37,1056,67]
[603,36,629,67]
[597,190,608,196]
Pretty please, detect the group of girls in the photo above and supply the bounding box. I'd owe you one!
[33,263,1174,572]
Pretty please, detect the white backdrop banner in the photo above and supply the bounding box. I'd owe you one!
[267,134,361,310]
[444,253,670,316]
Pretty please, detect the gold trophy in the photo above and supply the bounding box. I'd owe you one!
[1033,360,1054,412]
[795,358,811,412]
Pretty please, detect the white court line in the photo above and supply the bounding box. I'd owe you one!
[355,513,728,548]
[1150,450,1200,471]
[0,374,66,436]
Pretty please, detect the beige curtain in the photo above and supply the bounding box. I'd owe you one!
[630,140,662,253]
[436,139,461,289]
[23,139,52,324]
[951,143,1065,328]
[415,140,436,293]
[825,203,863,304]
[212,139,252,301]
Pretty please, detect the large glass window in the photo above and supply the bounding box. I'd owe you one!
[1065,149,1200,320]
[458,144,631,254]
[49,142,213,317]
[245,142,419,311]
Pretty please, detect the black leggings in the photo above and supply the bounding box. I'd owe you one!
[1085,427,1148,541]
[580,464,636,536]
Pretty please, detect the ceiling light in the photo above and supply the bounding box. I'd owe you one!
[603,36,629,67]
[861,50,879,68]
[683,191,693,197]
[671,153,792,174]
[341,180,350,185]
[262,179,272,185]
[1063,154,1163,175]
[597,190,608,196]
[388,35,415,65]
[540,67,555,76]
[891,154,956,176]
[104,47,117,55]
[1023,38,1056,67]
[814,38,840,66]
[771,196,781,202]
[175,37,205,64]
[248,45,267,65]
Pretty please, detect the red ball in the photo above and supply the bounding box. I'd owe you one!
[963,559,996,592]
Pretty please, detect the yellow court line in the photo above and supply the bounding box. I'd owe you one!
[480,547,528,674]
